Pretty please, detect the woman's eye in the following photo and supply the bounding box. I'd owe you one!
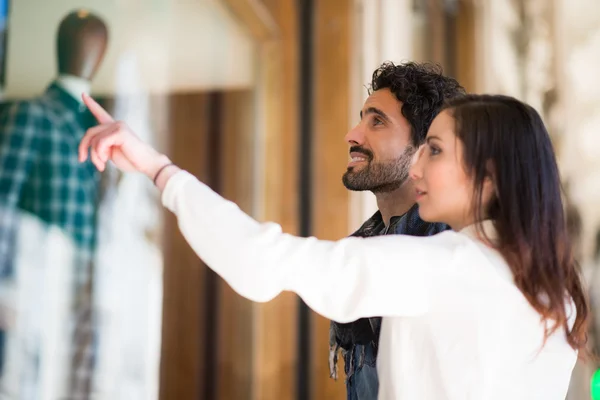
[429,146,441,156]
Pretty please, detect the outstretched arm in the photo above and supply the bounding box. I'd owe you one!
[161,169,462,321]
[79,94,462,322]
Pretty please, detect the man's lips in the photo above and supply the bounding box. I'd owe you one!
[348,151,370,167]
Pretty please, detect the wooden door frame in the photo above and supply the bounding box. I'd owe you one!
[211,2,357,400]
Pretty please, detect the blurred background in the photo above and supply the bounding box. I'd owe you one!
[0,0,597,399]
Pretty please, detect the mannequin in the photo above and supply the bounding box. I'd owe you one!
[0,9,108,399]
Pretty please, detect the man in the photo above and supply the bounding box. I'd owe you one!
[329,61,465,399]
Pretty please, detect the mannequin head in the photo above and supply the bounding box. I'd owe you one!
[56,10,108,81]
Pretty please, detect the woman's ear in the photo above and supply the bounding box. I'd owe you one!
[483,160,497,203]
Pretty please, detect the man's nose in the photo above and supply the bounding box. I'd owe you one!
[345,124,365,145]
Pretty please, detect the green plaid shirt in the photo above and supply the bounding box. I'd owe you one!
[0,83,100,280]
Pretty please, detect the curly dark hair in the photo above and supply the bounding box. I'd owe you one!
[369,61,465,146]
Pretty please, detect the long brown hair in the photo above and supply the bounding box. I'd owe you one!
[446,94,589,352]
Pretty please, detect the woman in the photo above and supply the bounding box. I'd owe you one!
[79,93,588,399]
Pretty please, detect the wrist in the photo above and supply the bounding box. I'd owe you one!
[154,164,181,191]
[143,154,172,180]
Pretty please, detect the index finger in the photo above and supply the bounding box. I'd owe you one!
[82,93,114,124]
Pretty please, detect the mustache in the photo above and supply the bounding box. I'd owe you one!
[349,146,373,160]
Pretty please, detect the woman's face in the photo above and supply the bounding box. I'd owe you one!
[409,110,493,231]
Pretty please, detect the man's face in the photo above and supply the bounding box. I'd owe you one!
[343,88,415,193]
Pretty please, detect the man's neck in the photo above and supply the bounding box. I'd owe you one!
[56,74,91,104]
[375,181,416,227]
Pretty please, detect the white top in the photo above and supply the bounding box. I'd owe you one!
[162,171,578,400]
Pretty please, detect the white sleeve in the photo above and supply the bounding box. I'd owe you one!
[162,170,466,322]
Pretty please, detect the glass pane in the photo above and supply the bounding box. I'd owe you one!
[0,1,257,399]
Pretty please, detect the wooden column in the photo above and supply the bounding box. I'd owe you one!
[426,0,448,67]
[252,1,300,399]
[455,0,478,92]
[310,0,353,399]
[217,1,300,400]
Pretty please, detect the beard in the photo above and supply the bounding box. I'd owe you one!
[342,145,416,193]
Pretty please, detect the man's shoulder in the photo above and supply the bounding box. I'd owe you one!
[407,220,450,236]
[392,205,450,237]
[351,206,450,238]
[394,205,450,236]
